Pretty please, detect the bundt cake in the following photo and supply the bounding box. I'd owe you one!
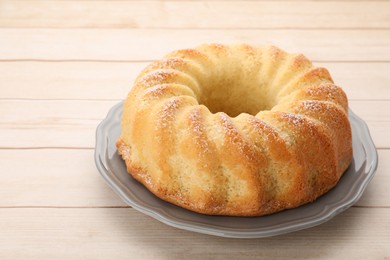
[116,43,352,216]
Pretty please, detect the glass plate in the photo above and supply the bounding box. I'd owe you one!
[95,101,378,238]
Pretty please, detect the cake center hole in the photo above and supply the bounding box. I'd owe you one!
[199,78,273,117]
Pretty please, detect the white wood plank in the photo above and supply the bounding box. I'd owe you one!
[0,100,388,148]
[0,0,386,258]
[0,149,126,207]
[0,208,389,259]
[0,148,386,208]
[0,100,117,148]
[1,1,389,29]
[349,101,390,149]
[0,61,136,100]
[355,149,389,207]
[1,61,389,101]
[23,0,390,1]
[323,62,390,101]
[1,29,389,61]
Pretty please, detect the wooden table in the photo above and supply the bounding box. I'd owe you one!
[1,1,389,258]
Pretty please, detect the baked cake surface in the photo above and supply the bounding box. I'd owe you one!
[117,43,352,216]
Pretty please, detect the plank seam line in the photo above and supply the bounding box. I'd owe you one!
[1,59,390,63]
[0,206,131,209]
[0,205,388,209]
[9,0,389,2]
[4,0,389,2]
[0,147,95,150]
[0,147,389,150]
[0,98,123,102]
[2,26,390,30]
[1,98,389,102]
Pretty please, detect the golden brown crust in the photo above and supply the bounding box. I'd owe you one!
[116,43,353,216]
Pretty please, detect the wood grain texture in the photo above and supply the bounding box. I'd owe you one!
[0,100,116,148]
[1,1,389,29]
[0,0,388,258]
[0,148,387,208]
[0,208,389,259]
[0,100,388,148]
[1,29,390,61]
[1,61,389,101]
[0,149,126,207]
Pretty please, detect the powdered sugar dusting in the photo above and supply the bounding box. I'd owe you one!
[249,117,279,144]
[143,85,167,99]
[302,100,321,110]
[160,58,186,68]
[305,84,338,100]
[138,70,176,88]
[280,113,305,127]
[155,98,181,143]
[219,113,257,162]
[280,112,316,137]
[220,113,234,136]
[189,108,210,155]
[301,100,345,126]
